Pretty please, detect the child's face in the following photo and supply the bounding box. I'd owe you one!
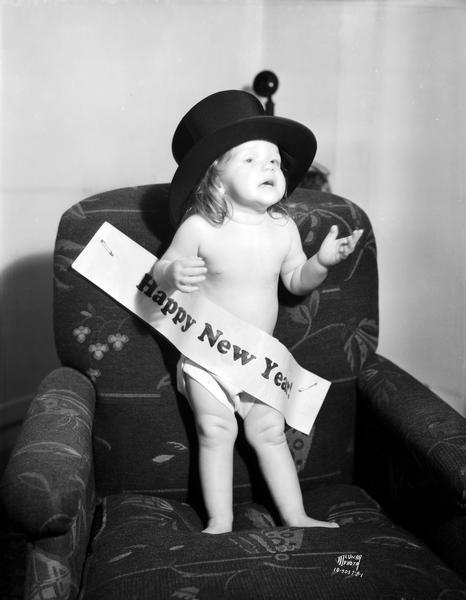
[216,140,286,213]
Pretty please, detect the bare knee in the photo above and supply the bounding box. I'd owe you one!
[185,373,238,448]
[196,413,238,448]
[244,409,286,449]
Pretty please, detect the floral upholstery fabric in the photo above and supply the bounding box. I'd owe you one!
[52,184,378,502]
[2,184,466,599]
[81,485,466,599]
[357,354,466,580]
[2,367,96,599]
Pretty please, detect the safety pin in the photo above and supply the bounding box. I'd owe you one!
[100,239,114,256]
[298,382,318,393]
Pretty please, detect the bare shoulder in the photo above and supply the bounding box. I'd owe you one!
[173,214,215,243]
[178,214,214,234]
[269,211,296,227]
[164,214,215,257]
[268,213,300,241]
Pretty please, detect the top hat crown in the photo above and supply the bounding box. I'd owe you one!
[169,90,317,224]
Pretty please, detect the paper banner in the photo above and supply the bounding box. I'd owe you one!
[72,222,330,434]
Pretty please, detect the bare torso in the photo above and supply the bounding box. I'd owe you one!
[198,216,291,333]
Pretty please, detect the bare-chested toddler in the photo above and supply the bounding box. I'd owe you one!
[154,91,362,534]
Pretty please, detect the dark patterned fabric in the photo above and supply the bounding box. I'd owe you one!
[52,185,378,501]
[2,184,465,599]
[356,354,466,579]
[80,485,465,599]
[1,367,96,599]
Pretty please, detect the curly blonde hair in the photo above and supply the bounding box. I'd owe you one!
[182,149,289,226]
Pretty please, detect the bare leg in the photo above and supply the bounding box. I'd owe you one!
[185,374,238,534]
[243,399,339,528]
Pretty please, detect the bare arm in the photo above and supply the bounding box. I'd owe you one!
[281,222,363,296]
[280,221,327,295]
[152,216,208,292]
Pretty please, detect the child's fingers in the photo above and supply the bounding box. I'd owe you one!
[182,256,206,267]
[335,230,362,260]
[183,266,208,276]
[343,229,364,251]
[178,283,200,293]
[179,266,207,288]
[349,229,364,250]
[182,274,206,285]
[338,242,351,258]
[327,224,339,239]
[178,273,206,292]
[352,228,364,242]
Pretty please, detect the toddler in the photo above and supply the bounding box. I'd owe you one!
[154,91,362,533]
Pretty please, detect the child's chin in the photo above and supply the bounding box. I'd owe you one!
[258,191,282,205]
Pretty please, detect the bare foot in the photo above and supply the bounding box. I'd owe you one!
[202,519,233,534]
[284,515,339,528]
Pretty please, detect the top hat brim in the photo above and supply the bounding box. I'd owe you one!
[169,115,317,224]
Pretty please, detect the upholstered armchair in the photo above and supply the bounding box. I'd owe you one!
[2,185,465,600]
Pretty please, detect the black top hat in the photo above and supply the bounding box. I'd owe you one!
[169,90,317,224]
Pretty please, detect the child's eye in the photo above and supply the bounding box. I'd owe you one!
[244,157,253,163]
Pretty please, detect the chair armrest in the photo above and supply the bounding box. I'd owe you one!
[355,354,466,579]
[356,354,466,511]
[1,367,96,537]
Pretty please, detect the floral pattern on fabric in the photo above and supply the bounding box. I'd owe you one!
[263,200,375,400]
[6,185,461,598]
[70,304,130,381]
[26,549,73,600]
[1,368,96,600]
[79,487,466,600]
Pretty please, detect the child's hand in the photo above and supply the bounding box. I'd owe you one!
[317,226,363,268]
[165,256,207,292]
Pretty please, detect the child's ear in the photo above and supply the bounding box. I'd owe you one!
[214,176,225,194]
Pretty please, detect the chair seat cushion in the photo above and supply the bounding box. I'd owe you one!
[81,484,466,599]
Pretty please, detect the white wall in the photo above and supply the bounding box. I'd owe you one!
[1,0,266,421]
[1,0,465,425]
[259,0,466,412]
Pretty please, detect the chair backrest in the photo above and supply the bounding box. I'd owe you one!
[54,184,378,504]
